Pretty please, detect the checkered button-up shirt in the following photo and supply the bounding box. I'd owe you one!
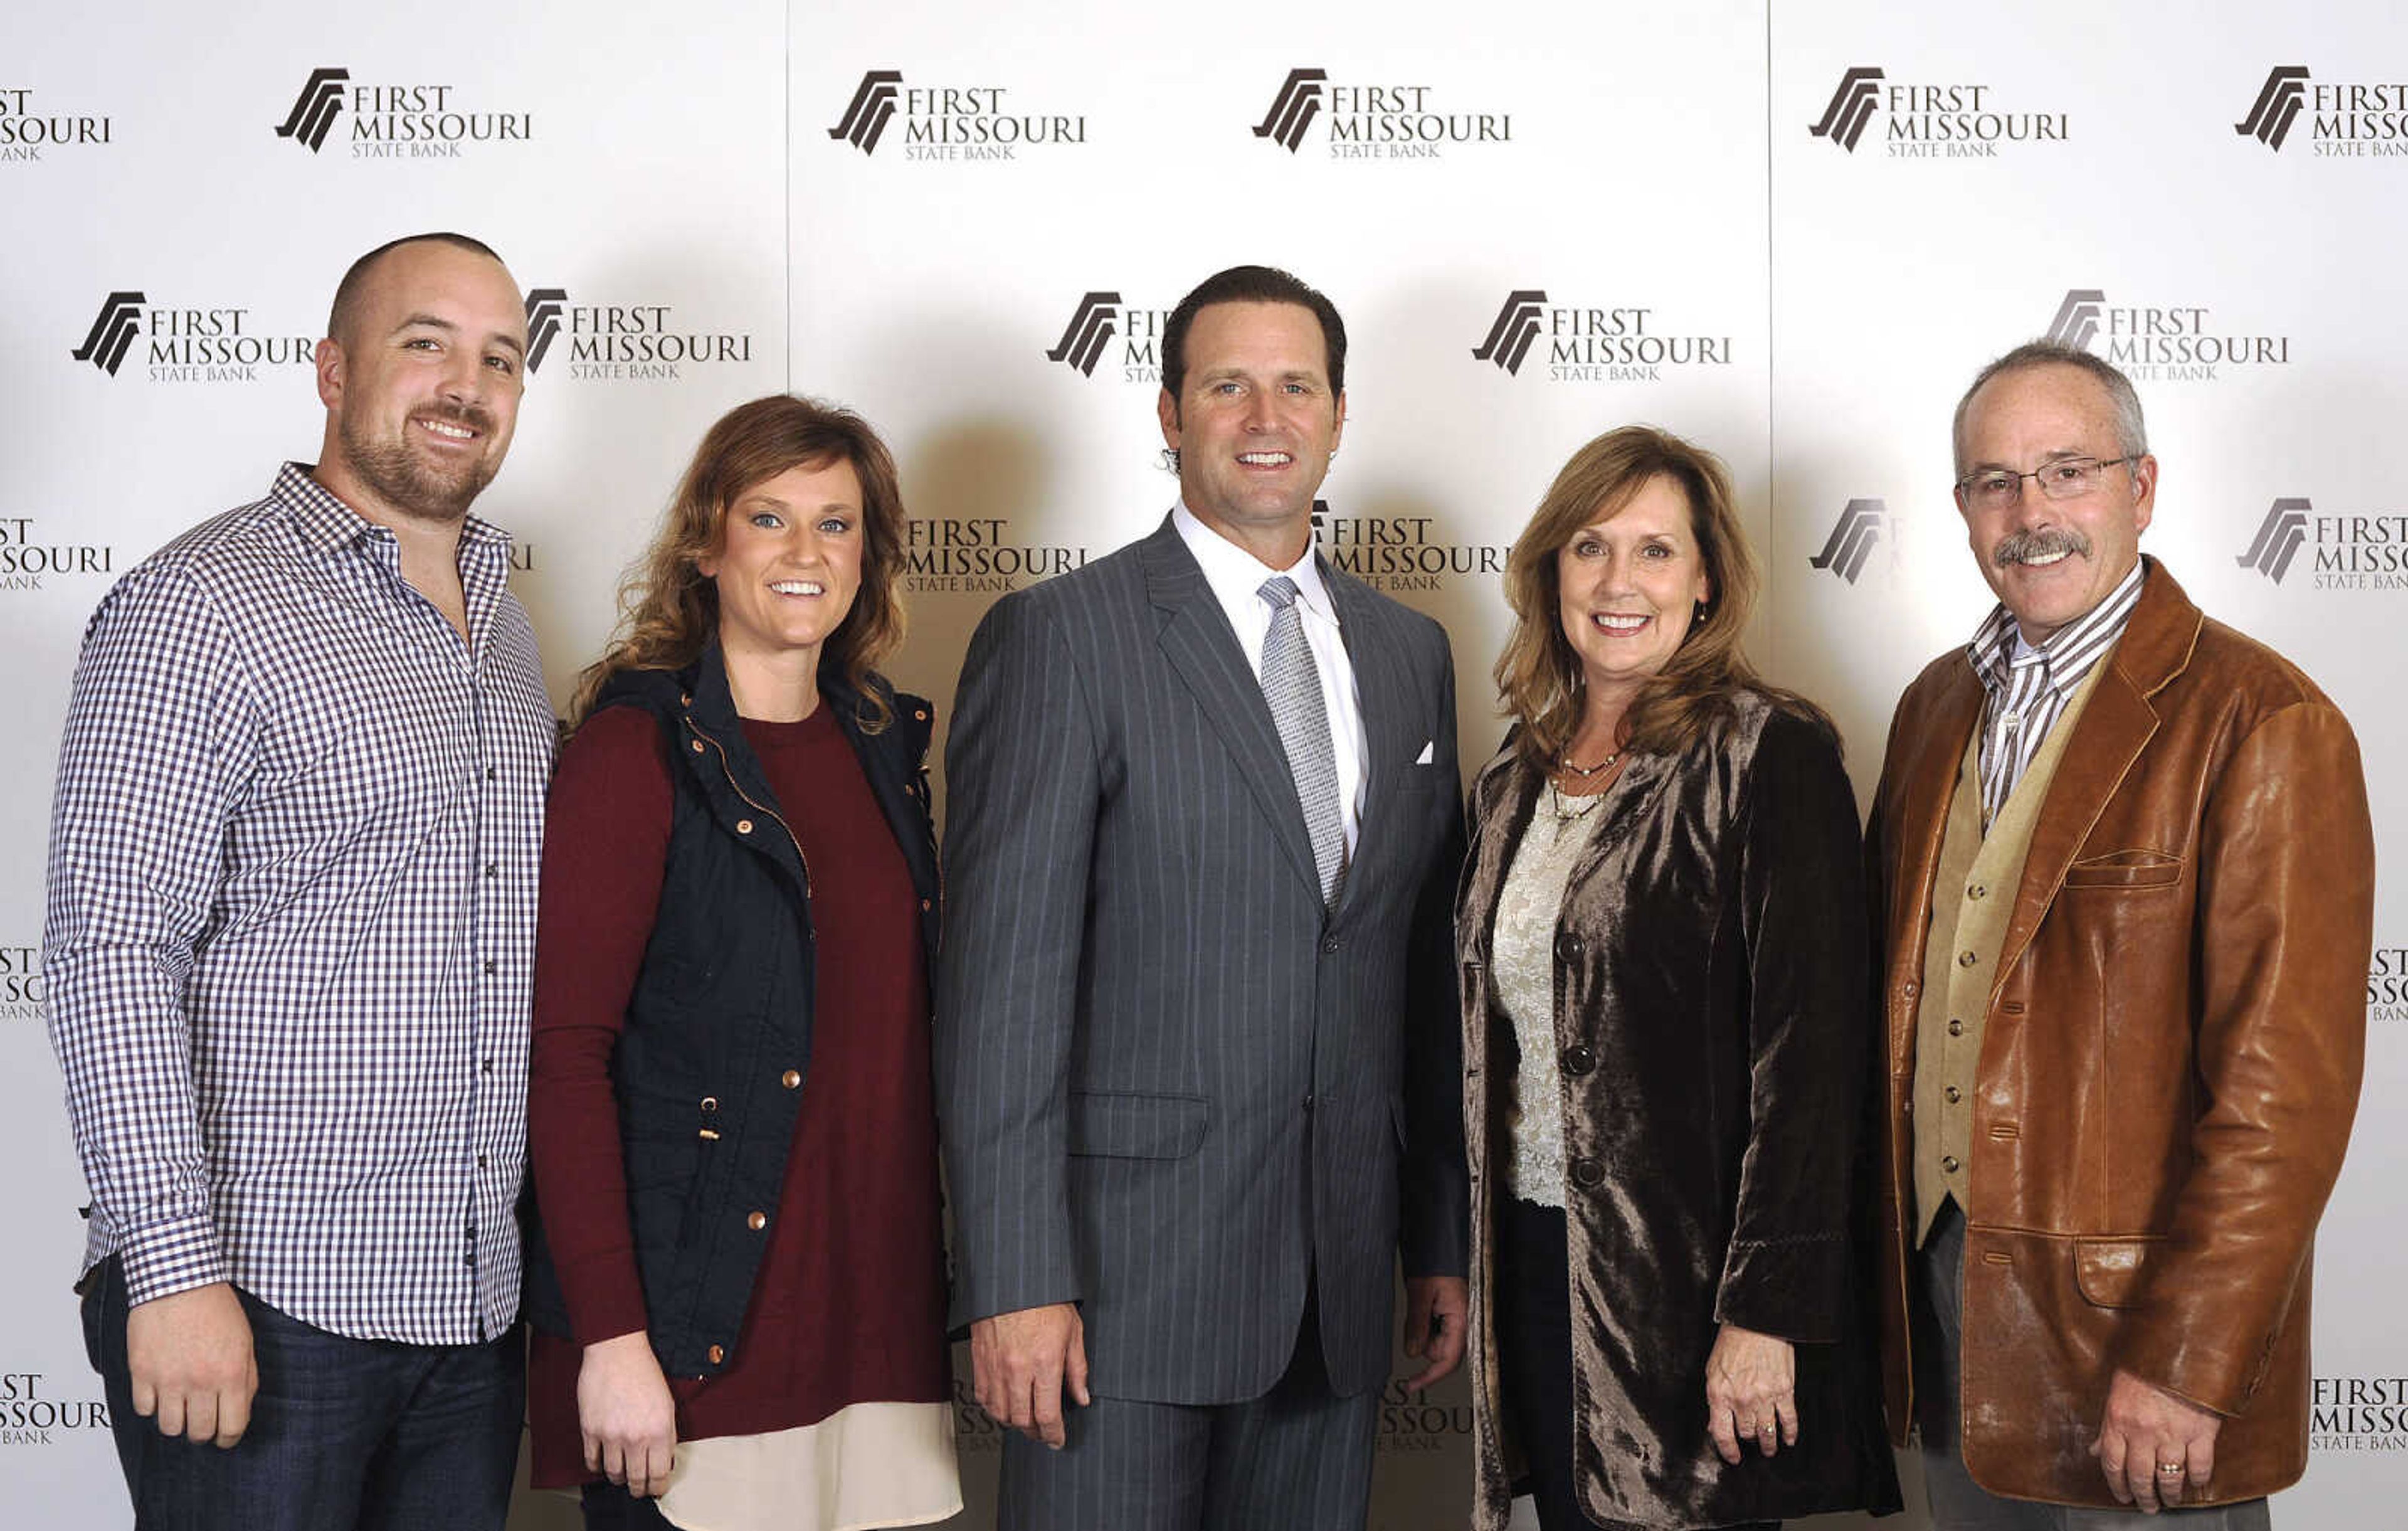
[1968,559,2146,829]
[45,464,554,1344]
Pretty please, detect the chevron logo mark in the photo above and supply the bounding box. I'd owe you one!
[273,68,350,153]
[2236,497,2311,584]
[1808,498,1890,585]
[1470,290,1549,376]
[2045,289,2107,352]
[2236,66,2310,151]
[523,288,568,374]
[829,70,903,154]
[1045,292,1122,377]
[1808,66,1884,152]
[70,291,146,376]
[1253,68,1328,153]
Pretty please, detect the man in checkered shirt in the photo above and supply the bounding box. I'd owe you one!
[44,231,554,1530]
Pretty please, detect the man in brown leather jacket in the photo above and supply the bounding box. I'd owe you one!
[1867,341,2374,1527]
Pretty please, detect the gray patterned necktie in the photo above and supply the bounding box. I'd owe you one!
[1257,576,1346,906]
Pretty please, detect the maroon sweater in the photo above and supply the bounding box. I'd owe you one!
[526,703,947,1489]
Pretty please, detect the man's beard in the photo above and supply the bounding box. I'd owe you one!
[337,403,499,523]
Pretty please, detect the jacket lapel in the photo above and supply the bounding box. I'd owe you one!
[1890,662,1985,961]
[1325,568,1415,916]
[1992,562,2200,993]
[1138,519,1323,899]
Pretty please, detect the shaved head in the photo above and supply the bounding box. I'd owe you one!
[326,231,507,351]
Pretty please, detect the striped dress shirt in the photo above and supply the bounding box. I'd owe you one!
[1968,559,2146,829]
[44,463,554,1344]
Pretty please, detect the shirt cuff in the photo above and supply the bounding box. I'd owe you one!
[115,1215,229,1308]
[559,1246,652,1347]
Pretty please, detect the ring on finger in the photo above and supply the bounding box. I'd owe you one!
[2157,1461,2185,1477]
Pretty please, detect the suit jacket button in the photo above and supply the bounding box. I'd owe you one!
[707,1344,726,1365]
[1320,935,1339,955]
[781,1069,801,1089]
[1570,1156,1605,1189]
[1561,1046,1595,1076]
[747,1210,768,1231]
[1555,933,1582,965]
[737,818,755,834]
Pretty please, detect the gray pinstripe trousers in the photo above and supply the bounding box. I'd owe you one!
[998,1295,1380,1531]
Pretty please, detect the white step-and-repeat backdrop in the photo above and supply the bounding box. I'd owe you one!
[4,3,2400,1527]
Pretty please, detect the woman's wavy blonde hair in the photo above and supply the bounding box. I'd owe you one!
[1494,425,1825,768]
[570,395,909,730]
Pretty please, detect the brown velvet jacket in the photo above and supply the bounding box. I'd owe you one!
[1867,561,2374,1507]
[1459,692,1899,1530]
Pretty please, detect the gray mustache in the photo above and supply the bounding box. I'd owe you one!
[1995,528,2091,566]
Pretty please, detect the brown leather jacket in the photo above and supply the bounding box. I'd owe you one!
[1867,560,2374,1507]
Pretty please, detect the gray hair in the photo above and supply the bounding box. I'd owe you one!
[1950,340,2148,475]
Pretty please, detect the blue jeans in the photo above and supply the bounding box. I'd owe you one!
[81,1256,523,1531]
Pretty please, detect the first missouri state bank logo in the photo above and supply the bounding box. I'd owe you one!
[70,292,144,376]
[1254,70,1328,151]
[1806,64,2067,157]
[2236,497,2408,590]
[1047,292,1122,376]
[71,292,315,382]
[1807,499,1896,585]
[272,66,532,157]
[1808,68,1884,151]
[2234,65,2408,156]
[1043,292,1173,383]
[1252,67,1510,158]
[827,69,1085,160]
[520,287,755,381]
[274,67,349,151]
[2236,499,2310,583]
[1,87,115,162]
[1471,290,1731,382]
[2042,287,2291,381]
[1471,292,1546,376]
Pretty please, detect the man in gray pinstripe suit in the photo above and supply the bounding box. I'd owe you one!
[936,265,1470,1529]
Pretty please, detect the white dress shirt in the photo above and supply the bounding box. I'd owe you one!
[1172,502,1368,856]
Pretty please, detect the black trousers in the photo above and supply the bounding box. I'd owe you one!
[1494,1196,1777,1531]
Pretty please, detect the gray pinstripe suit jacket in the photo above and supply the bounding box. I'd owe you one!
[935,516,1469,1406]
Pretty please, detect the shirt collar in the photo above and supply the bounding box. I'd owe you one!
[1965,558,2147,699]
[1171,501,1336,625]
[272,461,513,559]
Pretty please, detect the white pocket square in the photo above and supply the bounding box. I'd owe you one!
[1413,740,1434,765]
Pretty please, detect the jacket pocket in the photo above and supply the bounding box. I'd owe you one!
[1066,1091,1209,1159]
[2062,849,2183,889]
[2074,1236,2166,1308]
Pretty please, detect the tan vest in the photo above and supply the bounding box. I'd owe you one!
[1911,660,2108,1244]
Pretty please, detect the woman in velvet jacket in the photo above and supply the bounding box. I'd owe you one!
[1458,426,1899,1530]
[524,396,958,1530]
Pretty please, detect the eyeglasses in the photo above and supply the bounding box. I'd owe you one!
[1955,456,2138,512]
